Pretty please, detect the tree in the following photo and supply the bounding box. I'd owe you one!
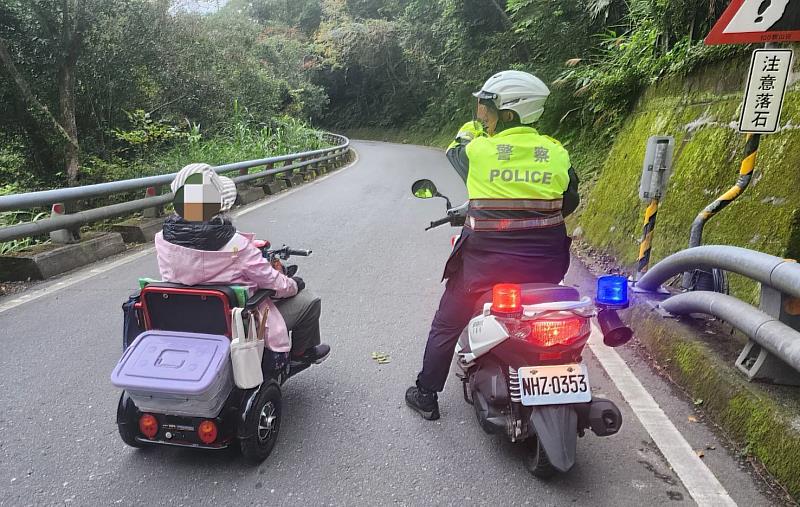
[0,0,121,184]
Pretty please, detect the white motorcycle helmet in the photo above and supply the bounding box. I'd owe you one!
[473,70,550,124]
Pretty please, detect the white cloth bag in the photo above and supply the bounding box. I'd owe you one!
[230,307,264,389]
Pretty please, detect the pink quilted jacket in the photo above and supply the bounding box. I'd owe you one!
[154,231,298,352]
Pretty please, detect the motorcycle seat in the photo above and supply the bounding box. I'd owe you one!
[473,283,580,313]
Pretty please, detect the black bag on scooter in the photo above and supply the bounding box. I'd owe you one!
[122,291,144,351]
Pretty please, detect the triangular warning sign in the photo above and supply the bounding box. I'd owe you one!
[706,0,800,45]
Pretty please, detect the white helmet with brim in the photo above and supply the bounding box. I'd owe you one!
[474,70,550,124]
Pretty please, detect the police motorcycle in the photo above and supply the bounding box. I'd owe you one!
[112,242,319,464]
[411,179,633,478]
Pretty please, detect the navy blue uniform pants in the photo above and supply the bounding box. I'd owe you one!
[416,239,569,392]
[416,270,480,392]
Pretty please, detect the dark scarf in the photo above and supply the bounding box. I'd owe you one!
[162,214,236,251]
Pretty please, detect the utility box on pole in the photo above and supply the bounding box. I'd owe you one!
[638,137,675,201]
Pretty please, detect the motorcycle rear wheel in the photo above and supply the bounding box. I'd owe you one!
[524,436,556,479]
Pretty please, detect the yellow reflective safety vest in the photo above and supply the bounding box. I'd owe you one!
[464,126,571,231]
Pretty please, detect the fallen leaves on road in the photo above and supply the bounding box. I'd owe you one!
[371,352,391,364]
[693,398,704,406]
[695,450,705,458]
[688,415,698,423]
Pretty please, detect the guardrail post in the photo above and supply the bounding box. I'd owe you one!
[281,160,303,187]
[142,186,162,219]
[302,158,317,181]
[234,167,266,205]
[317,157,329,175]
[735,282,800,385]
[49,202,81,244]
[260,164,284,195]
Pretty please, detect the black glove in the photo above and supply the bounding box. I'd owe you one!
[292,276,305,293]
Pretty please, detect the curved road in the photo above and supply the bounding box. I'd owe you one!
[0,141,779,506]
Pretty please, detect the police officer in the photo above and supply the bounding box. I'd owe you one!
[405,70,580,420]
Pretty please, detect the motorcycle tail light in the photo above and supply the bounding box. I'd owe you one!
[527,315,589,347]
[491,284,522,317]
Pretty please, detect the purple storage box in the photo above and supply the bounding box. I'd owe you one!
[111,330,233,418]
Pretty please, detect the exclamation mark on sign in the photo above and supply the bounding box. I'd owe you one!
[755,0,772,23]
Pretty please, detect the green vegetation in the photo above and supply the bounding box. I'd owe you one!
[0,0,328,192]
[579,61,800,301]
[0,1,332,252]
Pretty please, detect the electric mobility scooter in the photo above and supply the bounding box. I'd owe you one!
[113,243,319,463]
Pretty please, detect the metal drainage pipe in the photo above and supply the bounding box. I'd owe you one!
[661,291,800,373]
[636,245,800,299]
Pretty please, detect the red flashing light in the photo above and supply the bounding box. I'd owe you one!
[492,284,522,315]
[197,420,218,445]
[528,317,587,348]
[139,414,159,439]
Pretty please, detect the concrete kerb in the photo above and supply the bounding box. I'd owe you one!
[235,184,266,205]
[0,147,354,282]
[111,216,166,243]
[0,232,126,281]
[623,295,800,500]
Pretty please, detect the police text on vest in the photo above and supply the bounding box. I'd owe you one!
[489,169,553,184]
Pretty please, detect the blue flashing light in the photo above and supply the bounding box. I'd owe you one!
[596,275,629,309]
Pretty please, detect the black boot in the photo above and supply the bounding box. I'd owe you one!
[405,383,440,421]
[298,343,330,364]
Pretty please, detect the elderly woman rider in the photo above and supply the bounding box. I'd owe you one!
[154,163,329,363]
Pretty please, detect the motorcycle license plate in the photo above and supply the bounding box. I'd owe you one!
[517,364,591,406]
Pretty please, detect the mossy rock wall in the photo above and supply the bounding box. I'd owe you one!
[579,56,800,301]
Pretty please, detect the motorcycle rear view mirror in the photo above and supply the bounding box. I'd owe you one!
[411,179,452,208]
[411,179,438,199]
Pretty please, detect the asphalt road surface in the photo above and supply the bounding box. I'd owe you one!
[0,141,782,506]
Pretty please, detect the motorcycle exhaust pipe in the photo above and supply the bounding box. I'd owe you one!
[597,309,633,347]
[588,398,623,436]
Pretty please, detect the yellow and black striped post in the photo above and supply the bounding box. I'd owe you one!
[688,133,760,248]
[682,133,760,288]
[636,198,659,278]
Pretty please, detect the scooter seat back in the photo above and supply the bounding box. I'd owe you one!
[141,283,238,338]
[473,283,580,313]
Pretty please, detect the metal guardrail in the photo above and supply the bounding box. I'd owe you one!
[661,291,800,374]
[637,245,800,298]
[0,133,350,243]
[637,245,800,384]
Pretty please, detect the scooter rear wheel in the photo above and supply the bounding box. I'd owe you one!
[116,392,144,448]
[524,436,556,479]
[240,383,282,464]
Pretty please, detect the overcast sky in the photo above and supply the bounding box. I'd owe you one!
[171,0,229,14]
